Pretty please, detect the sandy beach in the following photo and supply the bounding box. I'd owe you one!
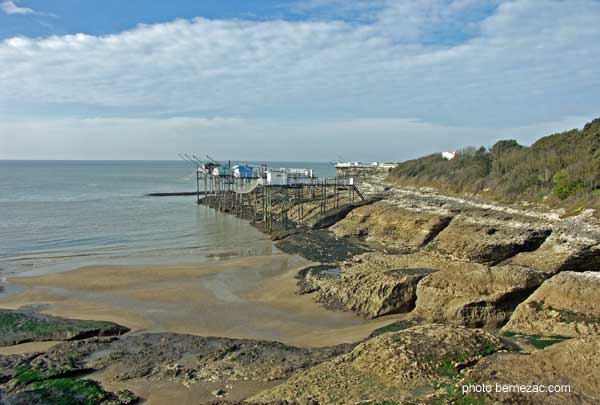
[0,252,400,348]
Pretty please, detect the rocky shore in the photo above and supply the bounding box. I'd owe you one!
[0,316,352,404]
[255,171,600,403]
[2,170,600,404]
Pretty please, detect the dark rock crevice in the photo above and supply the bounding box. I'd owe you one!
[419,215,454,248]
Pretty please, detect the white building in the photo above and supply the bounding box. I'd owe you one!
[265,167,315,186]
[442,151,457,160]
[266,170,287,186]
[335,161,372,169]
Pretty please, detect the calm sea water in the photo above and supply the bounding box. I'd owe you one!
[0,160,335,277]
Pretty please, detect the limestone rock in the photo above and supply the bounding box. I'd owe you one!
[428,215,551,265]
[508,233,600,275]
[461,336,600,404]
[414,264,547,327]
[330,201,452,251]
[0,309,129,347]
[298,252,469,318]
[300,264,434,318]
[503,271,600,337]
[306,198,382,230]
[249,324,502,404]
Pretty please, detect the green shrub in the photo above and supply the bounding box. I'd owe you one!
[552,170,584,199]
[388,117,600,212]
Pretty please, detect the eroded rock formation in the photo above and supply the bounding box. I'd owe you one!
[461,336,600,404]
[414,264,547,327]
[503,271,600,337]
[330,201,453,251]
[250,324,503,404]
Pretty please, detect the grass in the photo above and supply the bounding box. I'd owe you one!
[14,366,51,385]
[437,360,460,378]
[30,378,109,405]
[478,342,498,357]
[14,364,79,385]
[359,402,402,405]
[14,366,112,405]
[0,311,114,339]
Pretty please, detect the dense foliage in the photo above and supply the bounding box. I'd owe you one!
[388,118,600,212]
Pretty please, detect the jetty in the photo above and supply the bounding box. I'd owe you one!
[179,155,374,232]
[146,191,204,197]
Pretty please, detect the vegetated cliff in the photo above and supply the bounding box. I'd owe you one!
[387,117,600,215]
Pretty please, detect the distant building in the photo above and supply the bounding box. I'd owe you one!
[335,161,396,177]
[442,151,457,160]
[212,165,232,176]
[266,169,286,186]
[377,162,397,169]
[233,165,253,178]
[286,168,315,185]
[265,167,315,186]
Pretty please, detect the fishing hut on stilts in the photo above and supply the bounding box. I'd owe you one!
[181,155,365,233]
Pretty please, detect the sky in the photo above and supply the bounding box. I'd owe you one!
[0,0,599,161]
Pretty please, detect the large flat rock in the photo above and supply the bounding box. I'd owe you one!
[0,333,352,404]
[460,336,600,404]
[249,324,502,404]
[330,201,452,251]
[298,252,468,319]
[300,265,434,318]
[503,271,600,337]
[0,309,129,347]
[414,264,547,327]
[508,233,600,275]
[428,215,551,265]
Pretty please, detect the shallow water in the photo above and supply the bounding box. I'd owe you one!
[0,255,402,347]
[0,160,335,277]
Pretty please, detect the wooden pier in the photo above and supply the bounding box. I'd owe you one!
[175,155,369,232]
[196,168,364,232]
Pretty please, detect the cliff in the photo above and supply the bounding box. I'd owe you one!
[387,117,600,216]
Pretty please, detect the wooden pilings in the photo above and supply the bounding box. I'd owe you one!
[197,176,363,232]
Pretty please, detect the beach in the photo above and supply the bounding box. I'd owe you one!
[3,159,600,404]
[0,252,400,348]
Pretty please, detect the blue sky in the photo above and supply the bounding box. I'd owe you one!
[1,0,599,160]
[0,0,495,42]
[0,1,296,39]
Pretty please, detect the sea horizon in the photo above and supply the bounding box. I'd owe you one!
[0,160,335,279]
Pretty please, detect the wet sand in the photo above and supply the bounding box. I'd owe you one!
[97,378,283,405]
[0,253,400,347]
[0,341,61,356]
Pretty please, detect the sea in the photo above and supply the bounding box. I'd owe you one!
[0,160,335,278]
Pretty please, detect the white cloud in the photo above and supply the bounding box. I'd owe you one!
[0,115,593,161]
[0,0,599,159]
[1,0,33,15]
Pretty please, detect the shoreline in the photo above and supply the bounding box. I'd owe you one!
[3,170,600,404]
[0,251,402,348]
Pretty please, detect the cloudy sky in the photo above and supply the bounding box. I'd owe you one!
[1,0,599,161]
